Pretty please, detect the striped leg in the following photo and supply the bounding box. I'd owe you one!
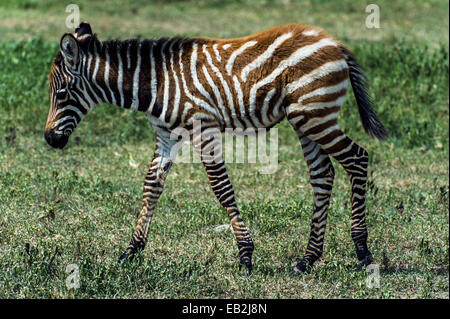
[288,107,372,270]
[118,133,175,263]
[333,137,373,266]
[194,129,254,274]
[295,133,335,272]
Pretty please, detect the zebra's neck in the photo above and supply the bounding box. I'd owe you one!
[82,37,173,116]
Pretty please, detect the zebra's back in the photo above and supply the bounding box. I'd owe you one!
[155,23,349,131]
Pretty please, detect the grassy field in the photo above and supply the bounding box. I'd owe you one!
[0,0,448,298]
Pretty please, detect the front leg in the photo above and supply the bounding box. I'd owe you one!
[118,133,175,263]
[194,130,254,274]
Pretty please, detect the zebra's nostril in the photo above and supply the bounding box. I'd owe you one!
[44,130,53,145]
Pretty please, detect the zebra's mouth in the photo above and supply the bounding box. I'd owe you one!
[44,130,69,149]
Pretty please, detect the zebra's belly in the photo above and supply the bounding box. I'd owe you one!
[219,89,287,131]
[226,110,285,131]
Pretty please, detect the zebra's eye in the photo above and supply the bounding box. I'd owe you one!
[56,88,67,101]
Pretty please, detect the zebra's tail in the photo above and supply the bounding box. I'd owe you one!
[340,45,388,140]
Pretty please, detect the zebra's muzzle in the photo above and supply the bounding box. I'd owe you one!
[44,130,69,149]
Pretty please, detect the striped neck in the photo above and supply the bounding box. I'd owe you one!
[82,36,166,115]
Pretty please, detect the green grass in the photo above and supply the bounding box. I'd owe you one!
[0,0,448,298]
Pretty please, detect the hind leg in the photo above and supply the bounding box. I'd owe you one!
[329,136,373,266]
[294,132,335,272]
[309,129,372,267]
[288,104,372,270]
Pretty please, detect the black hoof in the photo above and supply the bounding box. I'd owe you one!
[358,252,373,267]
[118,239,146,265]
[118,245,142,265]
[239,259,252,276]
[117,249,135,265]
[293,258,313,274]
[356,244,373,268]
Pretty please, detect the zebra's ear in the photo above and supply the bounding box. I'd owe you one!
[60,33,79,67]
[75,21,92,40]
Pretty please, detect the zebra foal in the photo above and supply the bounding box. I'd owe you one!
[44,22,387,274]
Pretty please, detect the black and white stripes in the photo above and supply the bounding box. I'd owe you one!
[45,22,387,273]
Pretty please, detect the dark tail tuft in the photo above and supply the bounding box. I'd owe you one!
[340,45,388,140]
